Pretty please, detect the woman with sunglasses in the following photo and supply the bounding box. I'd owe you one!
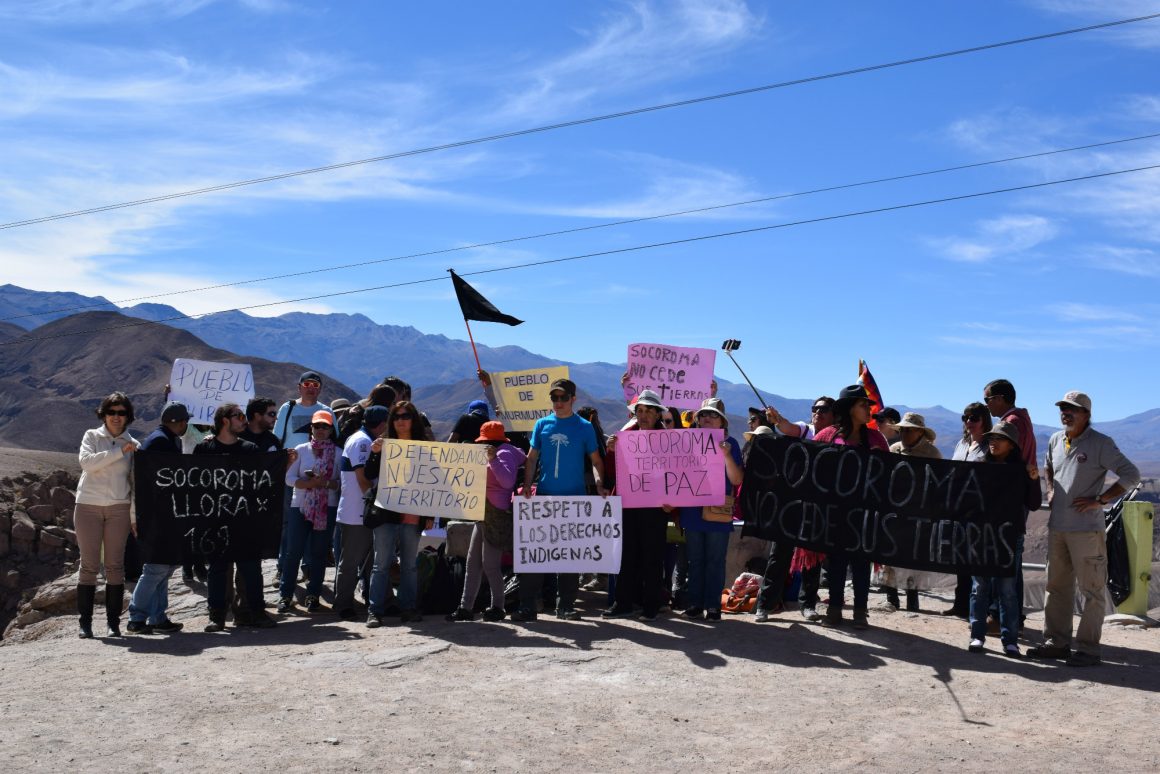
[279,411,341,614]
[367,400,434,625]
[74,392,140,638]
[942,403,992,618]
[813,384,890,628]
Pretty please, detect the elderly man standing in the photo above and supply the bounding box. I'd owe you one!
[1028,391,1139,667]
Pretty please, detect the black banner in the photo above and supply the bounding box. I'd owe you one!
[134,452,286,564]
[740,436,1024,576]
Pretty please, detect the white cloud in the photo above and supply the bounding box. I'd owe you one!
[1088,245,1160,276]
[1025,1,1160,48]
[929,214,1058,262]
[0,0,286,22]
[1055,302,1142,322]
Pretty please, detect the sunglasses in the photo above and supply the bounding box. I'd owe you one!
[550,394,571,403]
[228,411,245,419]
[663,418,675,426]
[983,394,1002,403]
[811,405,831,414]
[300,380,321,389]
[392,413,414,421]
[105,409,129,417]
[961,414,983,423]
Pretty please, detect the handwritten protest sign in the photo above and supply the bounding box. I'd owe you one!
[614,428,726,508]
[169,358,255,425]
[625,343,715,410]
[491,365,570,431]
[134,451,285,564]
[513,496,622,573]
[740,435,1027,576]
[375,440,489,521]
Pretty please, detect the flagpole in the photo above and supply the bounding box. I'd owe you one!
[463,317,483,374]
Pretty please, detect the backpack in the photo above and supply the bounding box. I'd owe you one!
[419,544,465,615]
[335,403,366,447]
[720,572,762,614]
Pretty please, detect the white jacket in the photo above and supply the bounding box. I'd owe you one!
[76,425,139,507]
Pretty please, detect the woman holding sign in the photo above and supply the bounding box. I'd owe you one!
[813,384,890,629]
[75,392,140,638]
[279,410,341,614]
[677,397,744,622]
[604,390,670,621]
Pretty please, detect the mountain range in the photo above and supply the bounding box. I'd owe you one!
[2,284,1159,475]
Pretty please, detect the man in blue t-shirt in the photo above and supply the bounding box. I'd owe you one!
[513,378,606,622]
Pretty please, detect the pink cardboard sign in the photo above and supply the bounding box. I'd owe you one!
[614,428,726,508]
[625,343,716,410]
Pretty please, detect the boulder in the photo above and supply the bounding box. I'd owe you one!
[61,506,75,529]
[26,504,57,525]
[50,487,76,511]
[11,512,36,543]
[45,470,75,489]
[14,609,47,627]
[0,512,10,533]
[28,580,78,612]
[39,530,66,549]
[0,534,8,557]
[20,482,49,503]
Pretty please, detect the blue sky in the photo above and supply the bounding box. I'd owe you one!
[2,1,1159,426]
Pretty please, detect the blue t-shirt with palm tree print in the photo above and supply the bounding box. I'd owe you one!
[529,413,599,496]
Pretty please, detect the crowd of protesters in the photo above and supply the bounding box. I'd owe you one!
[75,370,1138,668]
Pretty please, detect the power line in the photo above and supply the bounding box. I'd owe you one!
[5,129,1159,323]
[2,161,1156,348]
[1,12,1156,232]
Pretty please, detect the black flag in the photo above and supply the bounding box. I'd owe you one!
[449,269,523,326]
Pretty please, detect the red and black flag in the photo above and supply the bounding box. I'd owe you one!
[449,269,523,326]
[858,359,884,430]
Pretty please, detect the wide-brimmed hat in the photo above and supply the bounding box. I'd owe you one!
[895,412,936,442]
[1055,390,1092,412]
[330,397,352,415]
[695,397,727,421]
[475,420,509,443]
[834,384,868,410]
[744,424,774,442]
[982,420,1020,449]
[630,389,665,411]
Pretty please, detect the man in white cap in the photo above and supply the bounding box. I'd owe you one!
[1028,391,1139,667]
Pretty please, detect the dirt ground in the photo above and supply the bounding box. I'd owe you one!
[1,566,1158,773]
[0,447,78,479]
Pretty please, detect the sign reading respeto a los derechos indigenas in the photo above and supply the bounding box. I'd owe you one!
[624,343,715,410]
[491,365,570,432]
[513,495,622,573]
[168,358,255,425]
[614,428,726,508]
[375,439,489,521]
[133,451,286,564]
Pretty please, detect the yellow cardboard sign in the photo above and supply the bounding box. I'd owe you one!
[375,439,489,521]
[491,365,571,432]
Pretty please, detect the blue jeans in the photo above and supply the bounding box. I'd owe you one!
[971,574,1018,646]
[128,563,178,624]
[370,522,421,614]
[278,506,336,600]
[684,529,729,611]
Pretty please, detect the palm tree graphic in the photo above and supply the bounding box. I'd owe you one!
[549,433,570,478]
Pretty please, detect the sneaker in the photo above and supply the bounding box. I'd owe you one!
[968,638,985,653]
[753,608,769,623]
[683,606,703,620]
[1003,644,1021,659]
[1027,644,1071,660]
[304,595,321,614]
[483,607,506,622]
[276,597,294,614]
[581,577,606,591]
[556,609,582,621]
[338,608,359,622]
[800,606,821,622]
[152,619,184,634]
[126,620,153,635]
[638,610,658,622]
[510,609,538,622]
[366,613,383,629]
[705,610,721,621]
[601,604,635,619]
[400,609,423,623]
[1065,651,1101,667]
[446,607,475,622]
[852,610,869,630]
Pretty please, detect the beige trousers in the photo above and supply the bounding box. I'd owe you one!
[1042,529,1107,656]
[74,503,132,585]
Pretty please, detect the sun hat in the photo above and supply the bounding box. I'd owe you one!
[630,389,665,411]
[982,420,1020,448]
[834,384,868,411]
[475,420,509,443]
[895,412,936,442]
[695,397,727,421]
[744,424,774,442]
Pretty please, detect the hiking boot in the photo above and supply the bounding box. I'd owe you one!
[510,609,538,622]
[446,607,474,622]
[304,595,321,614]
[601,604,635,619]
[276,597,294,614]
[126,620,154,635]
[852,609,869,630]
[152,619,184,634]
[483,607,506,622]
[1027,644,1071,660]
[1066,651,1101,667]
